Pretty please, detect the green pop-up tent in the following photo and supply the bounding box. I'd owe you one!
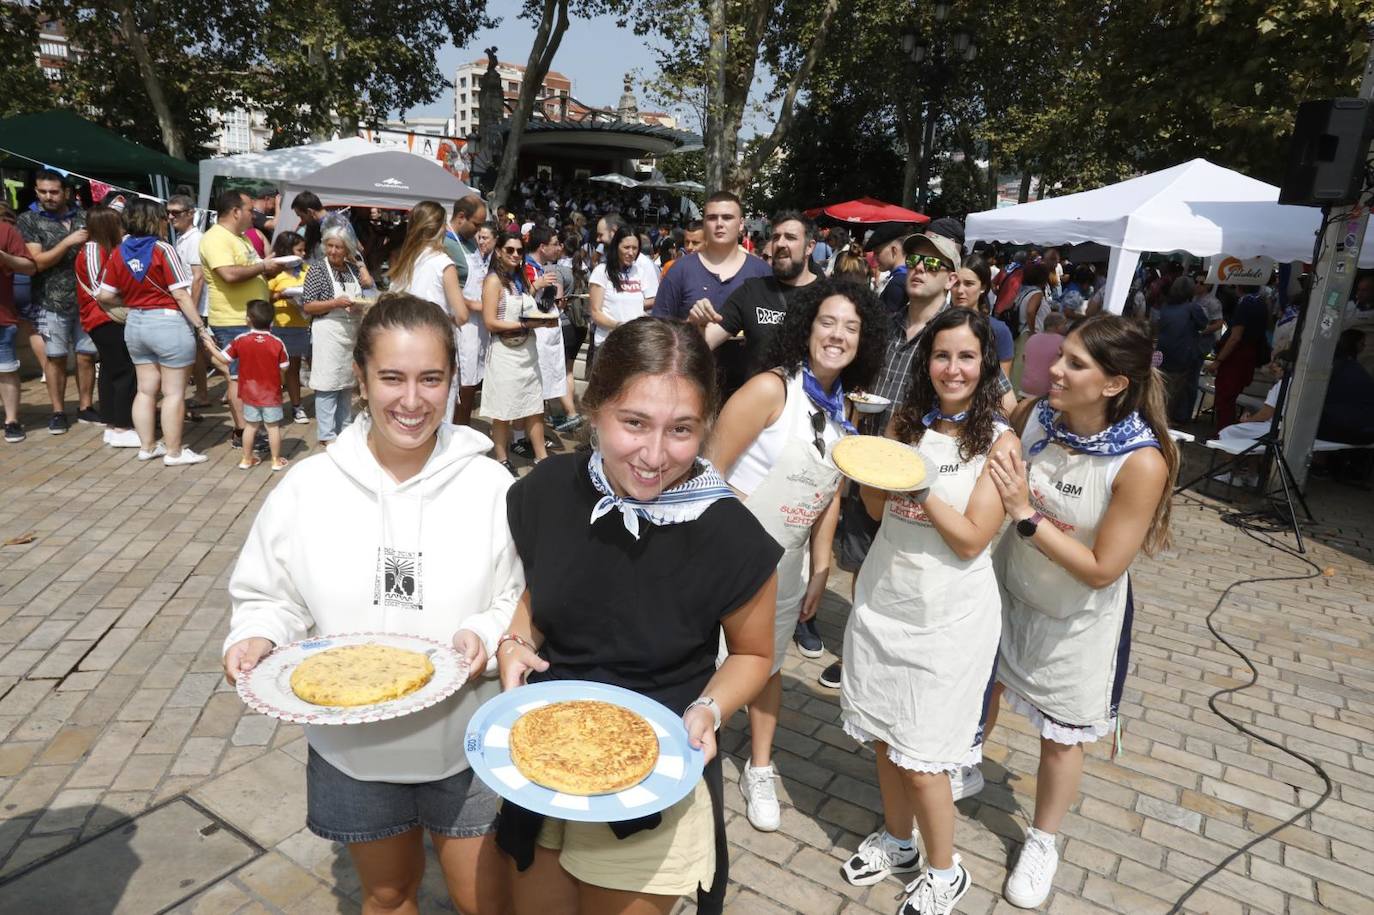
[0,109,198,186]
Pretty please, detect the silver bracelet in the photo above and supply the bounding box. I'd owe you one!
[685,696,721,731]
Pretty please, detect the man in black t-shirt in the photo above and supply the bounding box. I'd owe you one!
[688,210,817,391]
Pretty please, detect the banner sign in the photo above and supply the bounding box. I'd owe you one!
[358,128,470,183]
[1205,255,1275,287]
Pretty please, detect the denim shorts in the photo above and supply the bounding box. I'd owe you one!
[0,324,18,373]
[211,324,249,378]
[243,403,283,424]
[275,326,310,359]
[306,747,500,844]
[124,308,196,368]
[40,309,98,358]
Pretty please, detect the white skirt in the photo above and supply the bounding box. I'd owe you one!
[479,334,544,421]
[458,316,489,387]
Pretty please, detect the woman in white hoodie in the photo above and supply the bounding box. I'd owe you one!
[223,293,523,915]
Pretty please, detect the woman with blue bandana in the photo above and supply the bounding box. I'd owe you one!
[839,307,1018,915]
[496,317,781,915]
[984,314,1179,909]
[705,278,887,836]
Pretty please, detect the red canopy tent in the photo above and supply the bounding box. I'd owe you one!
[803,197,929,225]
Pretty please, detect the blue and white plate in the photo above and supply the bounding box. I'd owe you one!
[464,680,706,822]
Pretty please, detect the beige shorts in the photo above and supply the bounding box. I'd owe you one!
[535,780,715,896]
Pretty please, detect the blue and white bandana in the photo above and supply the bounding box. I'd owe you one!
[118,236,160,284]
[801,363,857,434]
[587,451,736,539]
[1028,398,1159,457]
[921,408,968,427]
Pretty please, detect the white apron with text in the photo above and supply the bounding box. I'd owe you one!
[310,266,363,392]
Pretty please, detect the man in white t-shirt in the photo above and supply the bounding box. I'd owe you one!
[168,195,210,406]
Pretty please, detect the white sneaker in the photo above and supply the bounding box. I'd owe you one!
[949,765,984,801]
[1005,832,1058,908]
[163,447,208,466]
[739,763,781,832]
[899,856,972,915]
[136,442,167,461]
[841,829,922,886]
[106,428,141,448]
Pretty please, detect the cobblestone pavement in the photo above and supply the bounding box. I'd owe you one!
[0,380,1372,914]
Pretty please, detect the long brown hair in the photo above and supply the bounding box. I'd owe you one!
[84,205,124,251]
[1070,314,1179,554]
[582,317,720,425]
[892,308,1002,461]
[389,200,447,290]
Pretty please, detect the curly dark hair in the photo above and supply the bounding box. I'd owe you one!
[892,307,1003,462]
[763,278,888,392]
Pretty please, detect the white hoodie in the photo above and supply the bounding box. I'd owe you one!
[224,417,523,782]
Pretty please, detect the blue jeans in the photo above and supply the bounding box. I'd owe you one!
[314,390,351,442]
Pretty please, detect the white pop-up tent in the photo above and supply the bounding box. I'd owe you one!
[965,158,1374,314]
[272,149,472,235]
[197,137,377,210]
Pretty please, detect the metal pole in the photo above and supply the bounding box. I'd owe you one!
[1281,22,1374,488]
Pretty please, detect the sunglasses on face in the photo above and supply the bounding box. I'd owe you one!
[502,246,523,254]
[166,208,188,217]
[907,253,952,273]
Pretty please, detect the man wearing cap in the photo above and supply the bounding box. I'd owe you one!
[865,223,913,314]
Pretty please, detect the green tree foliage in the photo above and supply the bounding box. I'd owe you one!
[0,6,54,119]
[19,0,491,159]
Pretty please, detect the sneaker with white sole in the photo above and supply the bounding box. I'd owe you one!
[137,443,167,461]
[841,829,922,886]
[739,763,781,832]
[163,447,208,466]
[293,405,309,424]
[949,765,984,801]
[818,660,843,689]
[1005,832,1058,908]
[105,428,142,448]
[899,856,971,915]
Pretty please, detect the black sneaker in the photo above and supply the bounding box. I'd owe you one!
[3,422,23,443]
[230,429,244,450]
[511,438,535,459]
[794,619,823,658]
[499,459,519,477]
[48,413,69,435]
[818,660,842,689]
[253,436,271,456]
[76,407,102,425]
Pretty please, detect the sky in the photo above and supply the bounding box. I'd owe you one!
[401,6,669,126]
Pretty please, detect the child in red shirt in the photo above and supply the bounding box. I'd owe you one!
[221,300,290,470]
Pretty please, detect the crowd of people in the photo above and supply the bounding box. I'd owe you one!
[1,169,1370,915]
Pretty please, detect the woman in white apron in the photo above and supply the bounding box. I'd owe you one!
[839,308,1017,915]
[985,314,1178,909]
[456,225,493,425]
[708,279,889,834]
[481,231,557,474]
[301,226,374,446]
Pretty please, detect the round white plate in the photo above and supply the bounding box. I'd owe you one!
[270,255,303,266]
[281,286,305,298]
[236,632,468,725]
[847,393,892,415]
[465,680,705,822]
[832,435,938,492]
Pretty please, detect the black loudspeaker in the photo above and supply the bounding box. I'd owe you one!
[1278,98,1374,207]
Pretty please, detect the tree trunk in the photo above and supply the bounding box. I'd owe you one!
[490,0,570,212]
[115,1,183,158]
[915,103,937,210]
[898,104,921,209]
[1017,168,1034,204]
[704,0,728,193]
[731,0,840,193]
[307,36,331,142]
[984,143,999,210]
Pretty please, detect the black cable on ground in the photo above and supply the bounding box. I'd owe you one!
[1165,502,1333,913]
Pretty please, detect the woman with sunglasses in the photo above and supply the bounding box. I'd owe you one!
[481,231,558,474]
[707,278,887,833]
[839,307,1016,915]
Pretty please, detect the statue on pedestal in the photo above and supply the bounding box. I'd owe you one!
[472,47,506,188]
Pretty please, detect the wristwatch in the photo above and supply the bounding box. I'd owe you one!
[685,696,721,731]
[1016,511,1044,538]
